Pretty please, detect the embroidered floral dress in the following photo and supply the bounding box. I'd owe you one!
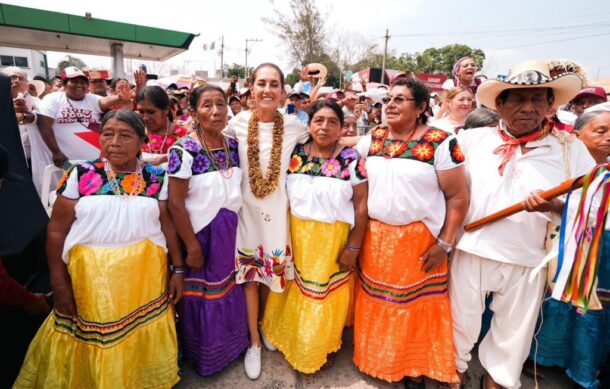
[166,135,248,376]
[224,111,309,292]
[14,160,180,389]
[262,145,367,373]
[352,126,465,383]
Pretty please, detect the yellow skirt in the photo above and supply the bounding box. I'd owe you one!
[262,216,353,373]
[353,220,458,383]
[14,240,180,389]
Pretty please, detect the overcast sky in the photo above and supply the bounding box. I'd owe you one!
[5,0,610,81]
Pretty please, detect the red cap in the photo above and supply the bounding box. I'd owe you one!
[571,86,607,102]
[60,66,88,80]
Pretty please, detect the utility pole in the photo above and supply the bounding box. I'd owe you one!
[245,38,262,79]
[381,29,390,85]
[220,35,225,79]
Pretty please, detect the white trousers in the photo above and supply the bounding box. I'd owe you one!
[449,250,546,389]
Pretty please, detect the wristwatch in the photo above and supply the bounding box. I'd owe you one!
[436,237,453,254]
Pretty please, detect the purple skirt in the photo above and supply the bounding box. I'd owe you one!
[179,208,248,376]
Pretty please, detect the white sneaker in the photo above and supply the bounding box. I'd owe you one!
[259,325,277,352]
[244,345,261,380]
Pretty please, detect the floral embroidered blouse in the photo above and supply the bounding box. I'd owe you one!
[286,144,367,226]
[142,123,189,154]
[54,159,169,263]
[167,135,242,232]
[356,125,465,235]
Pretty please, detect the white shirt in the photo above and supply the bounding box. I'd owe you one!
[37,91,103,161]
[356,127,464,236]
[430,117,460,134]
[456,126,596,267]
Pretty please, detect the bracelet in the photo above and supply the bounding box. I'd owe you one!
[170,265,187,275]
[345,243,361,253]
[436,237,453,253]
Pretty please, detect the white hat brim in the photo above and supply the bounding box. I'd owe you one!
[478,73,583,111]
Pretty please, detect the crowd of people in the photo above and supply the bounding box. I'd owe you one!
[2,55,610,389]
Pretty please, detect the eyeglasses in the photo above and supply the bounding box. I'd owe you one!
[382,96,416,105]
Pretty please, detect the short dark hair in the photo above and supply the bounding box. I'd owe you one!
[110,77,128,90]
[251,63,285,87]
[62,76,88,86]
[101,109,148,142]
[300,92,310,99]
[189,84,227,109]
[308,99,345,127]
[464,108,500,129]
[390,76,431,124]
[33,75,48,84]
[497,88,555,104]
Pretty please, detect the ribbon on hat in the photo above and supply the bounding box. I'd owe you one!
[493,119,554,176]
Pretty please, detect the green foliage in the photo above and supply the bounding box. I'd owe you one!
[227,63,253,79]
[346,44,485,76]
[57,55,87,72]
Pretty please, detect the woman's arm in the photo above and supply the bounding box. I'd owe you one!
[338,182,369,271]
[420,165,469,272]
[167,177,204,270]
[37,114,68,167]
[159,201,185,304]
[99,80,132,111]
[47,195,77,315]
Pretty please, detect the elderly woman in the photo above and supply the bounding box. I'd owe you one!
[439,57,480,118]
[224,63,309,380]
[431,86,475,133]
[36,67,132,169]
[136,86,189,165]
[262,100,368,373]
[14,109,184,388]
[353,77,469,388]
[528,110,610,389]
[167,85,248,376]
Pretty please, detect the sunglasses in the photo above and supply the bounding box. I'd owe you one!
[382,96,416,105]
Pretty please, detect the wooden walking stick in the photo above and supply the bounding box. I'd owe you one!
[464,163,610,232]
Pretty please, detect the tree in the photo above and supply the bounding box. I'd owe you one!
[227,63,253,79]
[57,55,87,72]
[410,44,485,75]
[263,0,327,66]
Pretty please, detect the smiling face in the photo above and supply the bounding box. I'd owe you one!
[384,85,426,130]
[137,99,168,133]
[495,88,553,136]
[457,58,477,83]
[229,99,242,115]
[309,107,341,149]
[577,111,610,162]
[340,115,358,137]
[9,73,28,97]
[448,90,475,118]
[100,118,143,168]
[64,77,89,100]
[194,90,228,134]
[252,66,284,112]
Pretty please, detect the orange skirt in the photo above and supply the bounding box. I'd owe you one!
[353,220,458,383]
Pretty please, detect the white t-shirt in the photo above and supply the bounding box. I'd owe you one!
[429,117,461,134]
[37,92,103,161]
[456,125,596,267]
[356,126,464,236]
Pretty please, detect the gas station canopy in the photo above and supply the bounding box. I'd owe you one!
[0,4,196,61]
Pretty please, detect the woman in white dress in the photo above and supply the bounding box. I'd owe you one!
[224,63,309,380]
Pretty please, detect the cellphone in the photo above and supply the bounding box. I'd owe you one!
[359,95,366,103]
[287,104,296,114]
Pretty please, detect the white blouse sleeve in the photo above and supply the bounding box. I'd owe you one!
[434,135,465,171]
[167,146,193,179]
[348,157,368,186]
[158,174,169,201]
[56,167,80,200]
[355,135,372,157]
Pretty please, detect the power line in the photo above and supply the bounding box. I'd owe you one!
[491,30,610,50]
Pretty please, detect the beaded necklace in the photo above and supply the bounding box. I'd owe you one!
[103,159,145,197]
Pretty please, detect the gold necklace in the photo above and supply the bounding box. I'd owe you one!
[247,111,284,199]
[146,120,172,154]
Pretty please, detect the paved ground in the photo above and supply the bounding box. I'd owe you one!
[176,328,572,389]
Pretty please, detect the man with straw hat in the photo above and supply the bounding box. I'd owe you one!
[449,60,595,389]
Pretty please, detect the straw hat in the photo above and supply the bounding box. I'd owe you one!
[477,60,582,110]
[304,63,327,79]
[28,80,46,97]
